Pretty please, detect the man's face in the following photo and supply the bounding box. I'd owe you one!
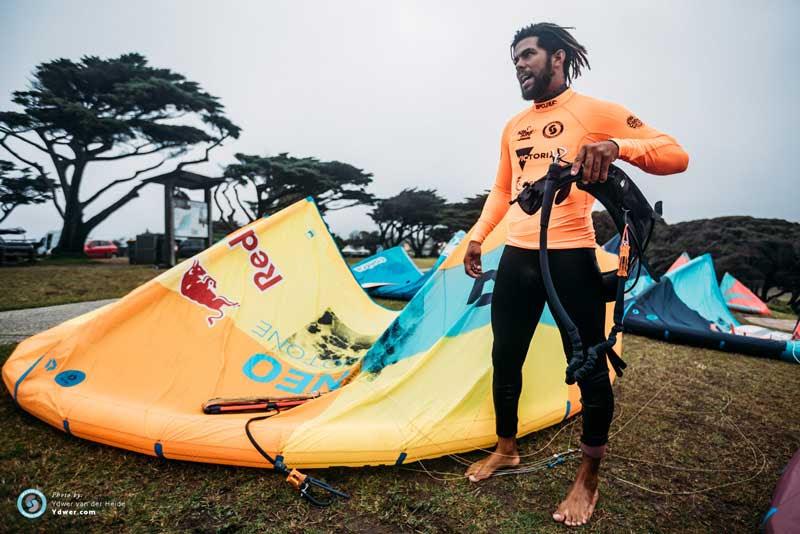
[513,36,554,101]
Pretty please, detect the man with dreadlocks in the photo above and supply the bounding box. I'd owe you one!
[463,23,688,526]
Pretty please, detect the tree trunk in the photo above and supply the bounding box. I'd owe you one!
[54,157,88,256]
[759,277,773,301]
[409,225,433,257]
[53,157,148,256]
[55,203,88,256]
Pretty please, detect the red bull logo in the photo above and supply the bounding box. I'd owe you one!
[227,229,284,292]
[180,260,239,326]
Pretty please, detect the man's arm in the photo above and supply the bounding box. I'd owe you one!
[579,102,689,176]
[469,121,514,244]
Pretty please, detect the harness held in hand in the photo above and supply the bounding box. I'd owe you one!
[510,151,662,384]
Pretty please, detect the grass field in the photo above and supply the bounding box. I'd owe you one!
[0,256,439,312]
[0,258,159,311]
[1,260,798,532]
[2,336,798,533]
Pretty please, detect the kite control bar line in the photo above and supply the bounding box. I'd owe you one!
[512,150,661,384]
[244,413,350,507]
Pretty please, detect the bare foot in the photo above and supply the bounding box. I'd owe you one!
[465,437,520,482]
[552,453,601,526]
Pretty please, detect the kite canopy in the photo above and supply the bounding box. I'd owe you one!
[3,198,621,469]
[351,246,421,291]
[352,231,466,300]
[665,251,691,273]
[601,234,621,254]
[624,254,799,363]
[764,448,800,533]
[720,272,772,316]
[623,262,657,303]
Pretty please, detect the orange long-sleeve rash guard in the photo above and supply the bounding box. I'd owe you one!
[471,87,689,249]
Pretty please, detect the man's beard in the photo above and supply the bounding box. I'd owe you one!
[520,56,554,101]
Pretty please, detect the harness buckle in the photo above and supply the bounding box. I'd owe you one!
[550,147,568,165]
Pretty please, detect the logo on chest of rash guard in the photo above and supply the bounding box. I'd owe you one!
[515,146,552,170]
[627,115,643,128]
[516,125,535,141]
[543,121,564,138]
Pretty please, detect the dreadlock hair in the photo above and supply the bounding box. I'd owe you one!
[510,23,590,85]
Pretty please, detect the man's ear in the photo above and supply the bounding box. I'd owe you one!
[552,49,566,69]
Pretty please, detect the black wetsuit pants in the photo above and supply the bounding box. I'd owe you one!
[491,245,614,447]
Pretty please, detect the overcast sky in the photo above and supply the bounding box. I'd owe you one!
[1,0,798,241]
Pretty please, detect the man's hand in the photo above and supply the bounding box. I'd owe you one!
[570,141,619,184]
[463,240,483,279]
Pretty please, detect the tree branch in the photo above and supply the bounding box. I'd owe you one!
[175,135,229,172]
[82,157,169,207]
[0,128,52,156]
[213,185,229,222]
[86,141,114,157]
[0,136,49,176]
[222,184,238,221]
[765,290,789,303]
[37,130,71,157]
[93,143,175,161]
[322,200,363,211]
[52,189,64,219]
[232,183,255,222]
[84,181,151,231]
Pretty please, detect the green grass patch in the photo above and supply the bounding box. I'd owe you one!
[0,260,162,311]
[767,301,797,320]
[1,335,798,532]
[0,257,438,312]
[345,255,437,270]
[411,257,438,270]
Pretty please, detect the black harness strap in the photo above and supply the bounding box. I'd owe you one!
[510,154,660,384]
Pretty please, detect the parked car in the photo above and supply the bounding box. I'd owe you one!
[0,235,36,264]
[36,229,61,256]
[112,239,129,257]
[341,245,370,257]
[178,238,207,259]
[84,240,119,258]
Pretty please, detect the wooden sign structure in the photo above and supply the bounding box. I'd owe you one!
[148,170,225,267]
